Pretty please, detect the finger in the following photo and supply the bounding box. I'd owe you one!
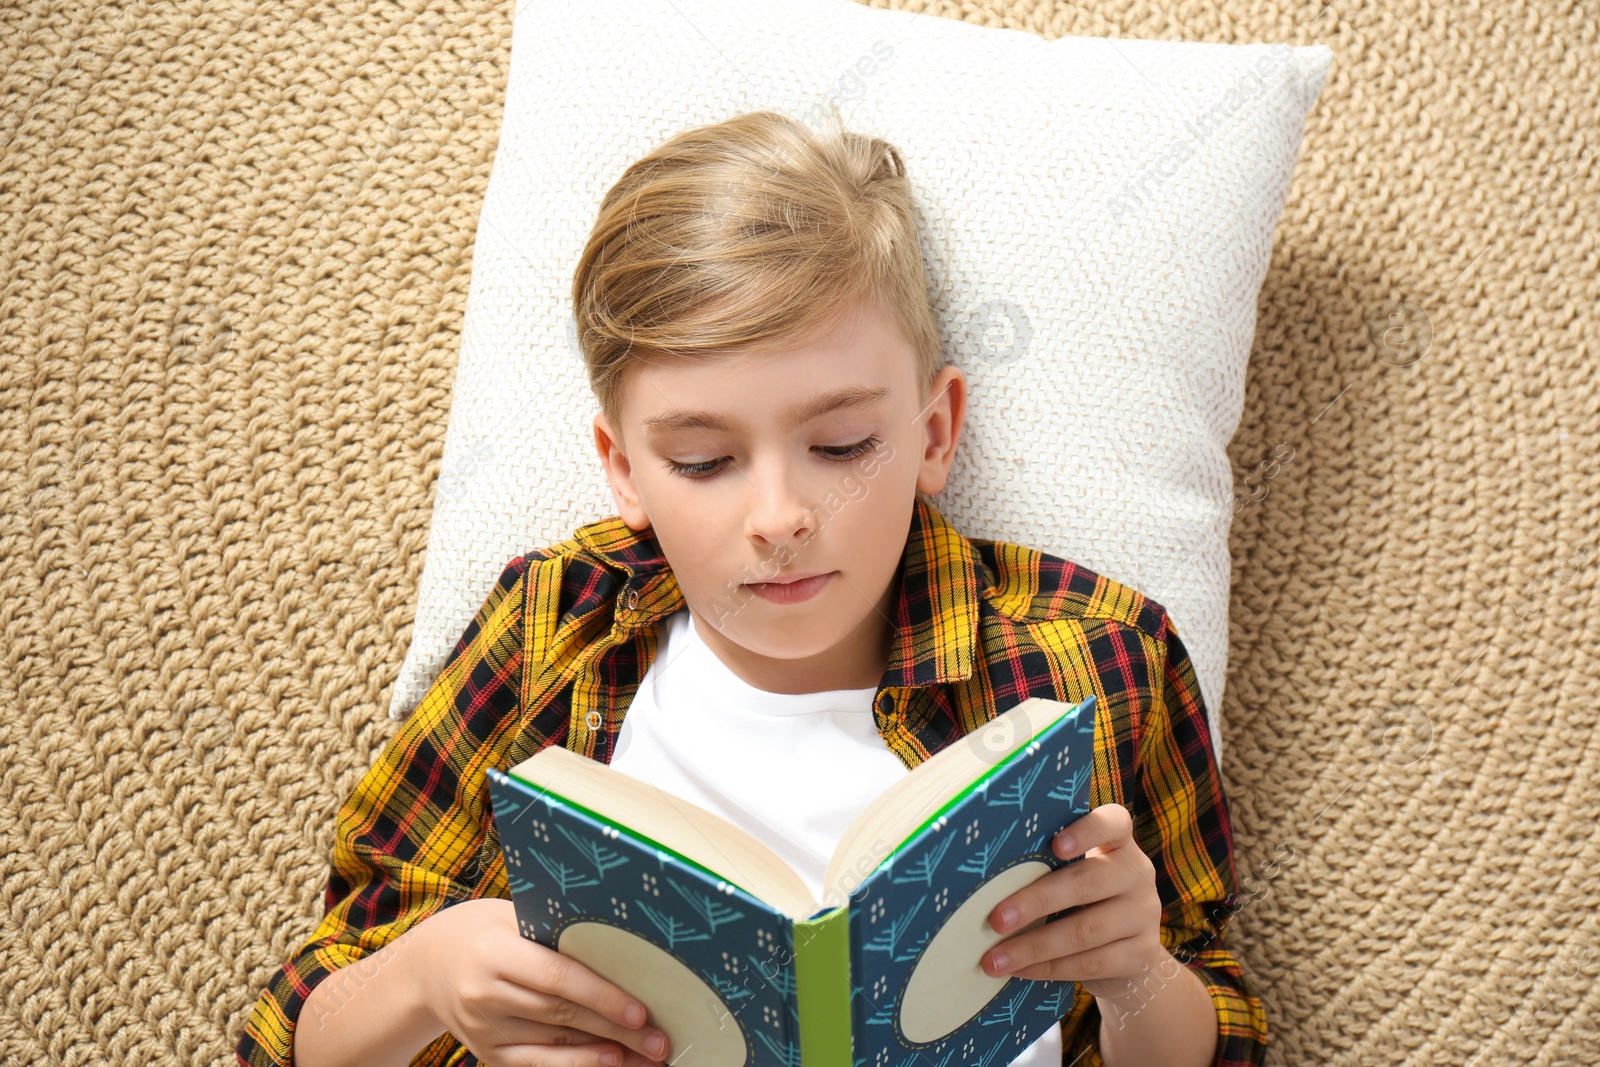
[496,983,671,1064]
[482,1025,668,1067]
[547,1032,667,1067]
[1051,803,1135,861]
[612,1041,670,1067]
[484,1038,663,1067]
[1006,934,1151,984]
[519,948,659,1037]
[989,848,1136,937]
[982,900,1143,978]
[1049,804,1153,900]
[527,949,653,1031]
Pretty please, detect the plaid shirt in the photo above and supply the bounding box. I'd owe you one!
[237,494,1266,1067]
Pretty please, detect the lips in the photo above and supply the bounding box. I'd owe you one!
[744,570,835,604]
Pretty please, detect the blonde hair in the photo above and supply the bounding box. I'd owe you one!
[572,109,943,432]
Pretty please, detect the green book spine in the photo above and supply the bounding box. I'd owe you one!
[794,905,852,1067]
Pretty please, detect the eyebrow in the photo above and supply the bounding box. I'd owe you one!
[641,385,890,434]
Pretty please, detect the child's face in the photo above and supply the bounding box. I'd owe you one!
[591,292,967,693]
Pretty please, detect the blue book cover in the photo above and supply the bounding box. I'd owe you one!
[485,693,1099,1067]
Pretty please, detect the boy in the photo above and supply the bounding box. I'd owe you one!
[237,110,1266,1067]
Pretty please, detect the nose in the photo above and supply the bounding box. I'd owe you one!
[743,464,817,550]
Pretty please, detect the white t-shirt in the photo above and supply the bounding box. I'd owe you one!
[609,607,1066,1067]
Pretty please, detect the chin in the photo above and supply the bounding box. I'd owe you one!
[716,615,838,658]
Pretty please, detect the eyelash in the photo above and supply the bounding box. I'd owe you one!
[663,435,884,480]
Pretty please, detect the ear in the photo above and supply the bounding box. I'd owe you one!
[592,411,652,530]
[915,365,968,496]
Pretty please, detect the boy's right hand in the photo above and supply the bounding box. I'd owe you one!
[414,898,673,1067]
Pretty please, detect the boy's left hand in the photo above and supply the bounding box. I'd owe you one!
[980,803,1168,1001]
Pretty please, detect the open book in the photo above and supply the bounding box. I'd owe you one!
[485,693,1099,1067]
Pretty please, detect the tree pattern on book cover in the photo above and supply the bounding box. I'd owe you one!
[486,695,1097,1067]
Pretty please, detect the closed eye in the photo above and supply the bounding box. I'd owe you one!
[662,434,884,480]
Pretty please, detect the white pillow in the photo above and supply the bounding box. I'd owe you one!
[390,0,1332,765]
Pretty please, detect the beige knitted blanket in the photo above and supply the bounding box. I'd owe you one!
[2,1,1595,1063]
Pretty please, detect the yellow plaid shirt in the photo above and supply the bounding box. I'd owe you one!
[237,494,1267,1067]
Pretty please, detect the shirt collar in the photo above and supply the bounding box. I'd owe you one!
[569,495,984,689]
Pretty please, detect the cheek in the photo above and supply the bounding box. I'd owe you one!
[649,515,720,578]
[819,486,902,570]
[853,441,912,510]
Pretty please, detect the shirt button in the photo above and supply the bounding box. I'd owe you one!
[626,588,639,611]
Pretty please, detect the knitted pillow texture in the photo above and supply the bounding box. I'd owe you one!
[389,0,1333,765]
